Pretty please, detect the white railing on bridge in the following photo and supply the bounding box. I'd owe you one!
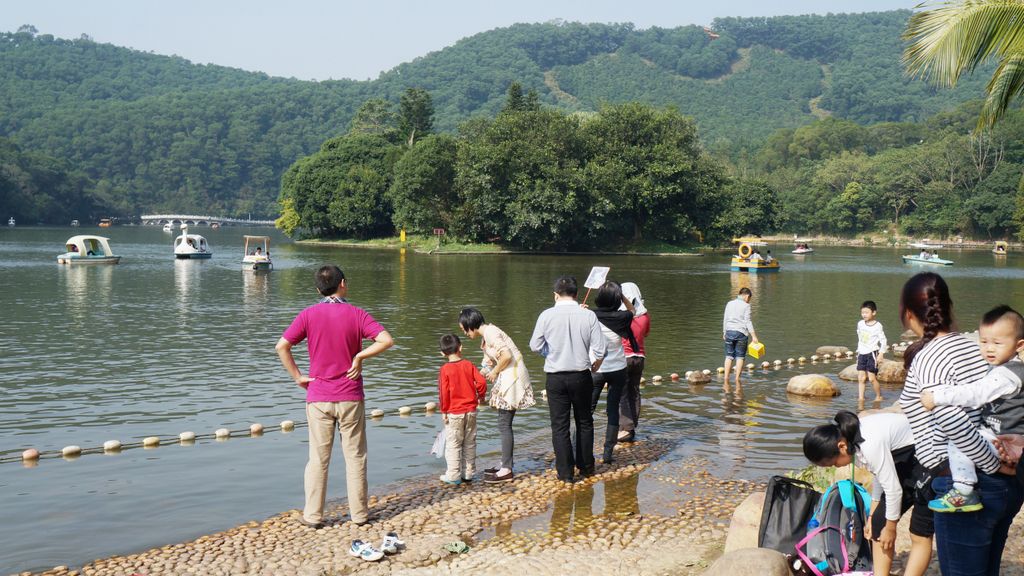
[140,214,276,226]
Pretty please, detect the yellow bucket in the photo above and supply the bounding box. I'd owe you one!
[747,342,765,359]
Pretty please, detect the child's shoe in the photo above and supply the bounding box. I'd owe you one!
[929,487,983,512]
[439,475,462,485]
[381,531,405,555]
[349,540,385,562]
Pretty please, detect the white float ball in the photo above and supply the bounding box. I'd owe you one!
[398,406,412,416]
[62,445,82,457]
[22,448,40,461]
[179,431,196,441]
[716,367,725,374]
[425,402,437,411]
[250,423,264,435]
[215,428,230,439]
[370,409,385,418]
[143,436,160,447]
[280,421,295,432]
[103,440,121,452]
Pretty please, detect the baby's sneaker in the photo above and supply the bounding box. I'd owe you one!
[381,531,405,555]
[929,487,982,512]
[349,540,385,562]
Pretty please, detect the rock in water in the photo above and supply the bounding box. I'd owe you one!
[688,371,712,384]
[815,345,850,356]
[703,547,791,576]
[787,374,841,397]
[838,363,859,381]
[876,359,907,384]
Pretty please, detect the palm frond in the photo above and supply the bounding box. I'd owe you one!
[980,52,1024,125]
[904,0,1024,86]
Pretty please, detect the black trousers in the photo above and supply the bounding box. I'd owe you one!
[590,367,627,427]
[619,356,643,432]
[546,370,595,480]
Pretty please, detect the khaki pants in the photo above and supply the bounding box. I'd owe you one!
[304,401,368,524]
[443,411,477,481]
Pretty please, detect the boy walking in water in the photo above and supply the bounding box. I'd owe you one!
[437,333,487,485]
[722,287,758,394]
[856,300,887,403]
[921,305,1024,512]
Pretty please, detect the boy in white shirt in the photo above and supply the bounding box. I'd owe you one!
[921,305,1024,512]
[856,300,887,403]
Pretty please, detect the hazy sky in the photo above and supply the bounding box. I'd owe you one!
[1,0,912,81]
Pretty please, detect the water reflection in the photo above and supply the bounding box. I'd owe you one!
[60,266,113,319]
[242,269,270,312]
[173,259,203,310]
[548,472,642,535]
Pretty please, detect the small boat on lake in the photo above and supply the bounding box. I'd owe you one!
[7,217,14,227]
[173,224,212,259]
[993,241,1008,255]
[162,222,174,233]
[98,218,112,228]
[792,239,814,254]
[731,237,780,272]
[903,254,953,266]
[70,220,80,227]
[242,235,272,271]
[57,235,121,265]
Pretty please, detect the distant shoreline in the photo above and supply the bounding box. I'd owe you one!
[298,234,1019,255]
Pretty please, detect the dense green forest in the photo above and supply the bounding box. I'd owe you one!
[278,83,1024,248]
[0,11,994,223]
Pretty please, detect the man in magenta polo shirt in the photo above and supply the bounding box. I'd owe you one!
[275,265,393,528]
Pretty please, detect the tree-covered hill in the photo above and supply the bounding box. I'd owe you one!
[0,11,994,221]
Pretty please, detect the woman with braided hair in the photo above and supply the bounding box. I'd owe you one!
[897,272,1023,576]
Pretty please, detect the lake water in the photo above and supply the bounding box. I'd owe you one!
[2,227,1022,573]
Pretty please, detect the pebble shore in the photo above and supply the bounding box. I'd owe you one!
[16,436,1024,576]
[18,438,760,576]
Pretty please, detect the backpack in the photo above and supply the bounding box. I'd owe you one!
[795,479,873,576]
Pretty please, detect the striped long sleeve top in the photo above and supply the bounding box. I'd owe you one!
[898,333,1000,474]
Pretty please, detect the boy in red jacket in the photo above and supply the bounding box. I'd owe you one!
[438,333,487,485]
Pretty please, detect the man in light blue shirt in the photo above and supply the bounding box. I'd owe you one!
[722,287,759,394]
[530,275,606,483]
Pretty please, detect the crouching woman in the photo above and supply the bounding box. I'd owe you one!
[803,410,933,576]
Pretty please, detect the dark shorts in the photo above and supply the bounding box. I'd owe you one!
[857,353,878,374]
[870,445,935,539]
[724,330,748,360]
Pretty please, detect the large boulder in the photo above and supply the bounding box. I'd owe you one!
[838,363,858,381]
[837,360,905,384]
[787,374,841,397]
[688,371,712,384]
[816,345,850,357]
[724,491,765,553]
[703,548,791,576]
[877,359,906,384]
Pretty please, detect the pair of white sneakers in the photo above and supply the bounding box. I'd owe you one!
[349,532,404,562]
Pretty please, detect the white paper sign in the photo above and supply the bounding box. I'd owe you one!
[583,266,610,289]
